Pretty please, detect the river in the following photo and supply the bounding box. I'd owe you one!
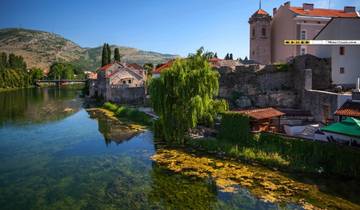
[0,88,358,210]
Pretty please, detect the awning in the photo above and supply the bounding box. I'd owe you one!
[321,117,360,138]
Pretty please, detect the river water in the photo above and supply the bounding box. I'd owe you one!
[0,88,355,210]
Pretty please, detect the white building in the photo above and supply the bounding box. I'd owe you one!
[315,17,360,86]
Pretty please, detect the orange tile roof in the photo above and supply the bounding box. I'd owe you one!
[335,101,360,118]
[99,63,113,71]
[290,7,358,18]
[254,9,269,15]
[234,108,285,120]
[153,60,175,74]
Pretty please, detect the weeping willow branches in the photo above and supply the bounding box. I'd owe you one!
[149,48,228,144]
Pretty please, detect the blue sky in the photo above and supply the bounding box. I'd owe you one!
[0,0,359,58]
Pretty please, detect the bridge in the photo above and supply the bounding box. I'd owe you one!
[35,79,87,87]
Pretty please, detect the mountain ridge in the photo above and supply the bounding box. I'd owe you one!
[0,28,178,72]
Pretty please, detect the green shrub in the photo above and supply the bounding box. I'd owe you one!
[256,133,360,178]
[274,63,289,72]
[190,132,360,178]
[103,102,153,126]
[218,111,251,143]
[103,102,118,112]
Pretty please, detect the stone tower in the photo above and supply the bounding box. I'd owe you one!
[249,8,272,64]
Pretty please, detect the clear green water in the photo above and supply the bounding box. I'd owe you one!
[0,88,301,210]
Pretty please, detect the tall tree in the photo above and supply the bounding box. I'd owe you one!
[114,48,121,62]
[101,43,108,67]
[214,53,218,58]
[107,44,111,64]
[149,48,228,144]
[229,53,233,60]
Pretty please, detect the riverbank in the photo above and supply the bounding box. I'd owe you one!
[0,86,34,92]
[151,148,360,209]
[102,102,154,127]
[185,134,360,179]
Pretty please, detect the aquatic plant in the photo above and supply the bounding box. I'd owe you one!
[151,149,360,209]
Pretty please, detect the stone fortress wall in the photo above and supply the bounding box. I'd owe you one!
[218,54,345,122]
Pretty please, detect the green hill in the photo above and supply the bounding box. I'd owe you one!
[0,28,178,72]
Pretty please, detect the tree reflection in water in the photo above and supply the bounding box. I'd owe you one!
[0,87,82,126]
[88,109,143,146]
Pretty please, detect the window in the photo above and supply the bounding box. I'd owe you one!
[340,47,345,55]
[300,46,307,55]
[252,28,255,38]
[128,80,132,84]
[123,81,126,84]
[340,67,345,74]
[252,51,255,56]
[261,28,266,36]
[301,30,307,40]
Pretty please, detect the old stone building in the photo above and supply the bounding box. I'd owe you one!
[249,9,272,64]
[89,62,146,104]
[249,1,358,64]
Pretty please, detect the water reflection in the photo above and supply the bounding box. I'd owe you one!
[0,88,82,126]
[87,109,143,146]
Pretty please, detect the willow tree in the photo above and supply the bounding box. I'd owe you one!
[149,48,228,144]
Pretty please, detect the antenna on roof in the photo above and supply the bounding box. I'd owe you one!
[328,0,331,9]
[259,0,262,9]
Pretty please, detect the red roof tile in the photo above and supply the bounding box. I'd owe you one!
[127,63,143,70]
[233,108,285,120]
[290,7,358,18]
[153,60,175,74]
[335,101,360,118]
[99,63,114,71]
[254,9,269,16]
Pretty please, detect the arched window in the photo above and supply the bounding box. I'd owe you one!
[252,28,256,38]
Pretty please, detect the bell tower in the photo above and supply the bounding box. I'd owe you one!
[249,1,272,64]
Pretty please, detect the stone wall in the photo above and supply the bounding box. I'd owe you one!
[110,86,146,105]
[219,54,331,109]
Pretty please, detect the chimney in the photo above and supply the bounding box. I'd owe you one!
[303,3,314,11]
[273,8,277,16]
[284,1,291,8]
[344,6,356,13]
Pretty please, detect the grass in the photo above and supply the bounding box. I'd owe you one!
[103,102,153,126]
[187,133,360,179]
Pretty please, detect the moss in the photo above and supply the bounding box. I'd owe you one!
[151,149,360,210]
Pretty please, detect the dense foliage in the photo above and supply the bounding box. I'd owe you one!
[0,52,33,89]
[189,131,360,178]
[48,62,75,80]
[103,102,153,126]
[149,48,228,144]
[114,48,121,62]
[224,53,233,60]
[101,43,111,67]
[218,112,251,143]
